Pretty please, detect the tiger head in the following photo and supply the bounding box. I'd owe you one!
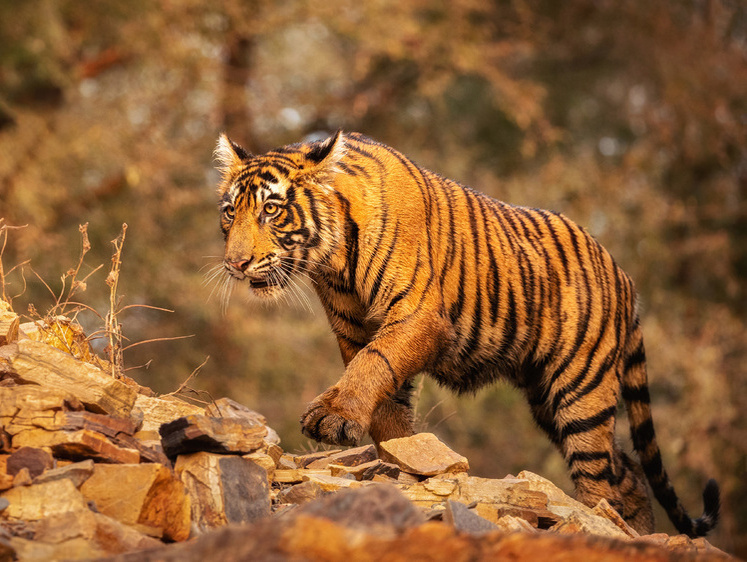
[212,132,345,302]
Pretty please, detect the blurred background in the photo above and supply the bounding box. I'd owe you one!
[0,0,744,554]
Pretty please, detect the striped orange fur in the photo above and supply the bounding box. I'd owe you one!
[213,131,719,536]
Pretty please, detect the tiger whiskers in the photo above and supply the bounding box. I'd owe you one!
[202,261,236,315]
[276,264,315,314]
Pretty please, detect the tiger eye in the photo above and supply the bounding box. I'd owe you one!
[264,202,279,216]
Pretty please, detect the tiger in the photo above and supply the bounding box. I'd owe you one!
[212,130,719,537]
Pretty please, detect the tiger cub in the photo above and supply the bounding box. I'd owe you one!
[213,131,719,537]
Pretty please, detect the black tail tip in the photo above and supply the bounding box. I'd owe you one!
[703,479,720,520]
[693,478,720,537]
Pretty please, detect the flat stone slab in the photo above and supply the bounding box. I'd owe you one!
[378,433,469,476]
[159,414,267,458]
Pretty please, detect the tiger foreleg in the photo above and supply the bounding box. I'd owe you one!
[369,380,416,448]
[300,385,366,446]
[300,308,448,447]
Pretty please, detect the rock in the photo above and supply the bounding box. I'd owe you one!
[265,443,283,465]
[6,340,138,417]
[11,468,32,487]
[455,475,549,509]
[159,414,267,459]
[515,470,591,514]
[273,468,332,483]
[5,447,54,478]
[443,500,498,535]
[33,459,94,488]
[293,449,342,468]
[96,493,726,562]
[378,433,469,476]
[0,385,84,436]
[277,453,297,469]
[175,451,271,534]
[0,429,10,454]
[205,397,266,424]
[204,398,282,447]
[133,394,205,434]
[550,510,632,540]
[329,459,401,481]
[12,428,141,464]
[593,498,639,538]
[304,445,377,469]
[494,514,538,533]
[302,473,362,492]
[0,308,18,346]
[243,451,276,485]
[1,478,89,520]
[29,508,163,559]
[361,461,400,481]
[0,473,12,492]
[58,410,138,437]
[276,480,325,505]
[2,403,166,464]
[296,484,425,534]
[80,463,190,542]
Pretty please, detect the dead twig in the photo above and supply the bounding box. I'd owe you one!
[121,334,194,352]
[164,356,210,398]
[105,224,127,378]
[0,219,28,304]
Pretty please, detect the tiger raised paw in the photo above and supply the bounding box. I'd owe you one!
[212,131,719,538]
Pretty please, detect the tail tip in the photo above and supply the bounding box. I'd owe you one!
[703,478,720,519]
[693,478,720,537]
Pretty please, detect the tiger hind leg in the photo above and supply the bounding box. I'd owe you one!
[545,359,655,534]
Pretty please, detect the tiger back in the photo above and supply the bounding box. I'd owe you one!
[213,131,719,537]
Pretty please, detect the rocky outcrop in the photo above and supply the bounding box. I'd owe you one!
[0,306,734,561]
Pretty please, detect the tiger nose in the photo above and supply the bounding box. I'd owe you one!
[227,258,252,272]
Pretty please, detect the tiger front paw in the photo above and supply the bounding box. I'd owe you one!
[300,393,365,446]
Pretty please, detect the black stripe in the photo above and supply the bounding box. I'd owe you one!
[365,348,397,390]
[539,210,571,282]
[559,406,616,440]
[571,466,615,483]
[258,170,278,184]
[334,331,367,351]
[368,229,399,306]
[641,450,664,479]
[568,451,612,464]
[631,418,655,449]
[622,384,651,404]
[449,243,468,324]
[625,342,646,371]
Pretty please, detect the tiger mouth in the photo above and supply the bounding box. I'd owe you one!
[249,279,273,289]
[247,270,288,292]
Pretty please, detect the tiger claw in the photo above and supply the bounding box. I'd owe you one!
[300,400,364,446]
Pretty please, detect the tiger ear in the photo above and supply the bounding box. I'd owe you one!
[214,134,250,180]
[300,130,345,181]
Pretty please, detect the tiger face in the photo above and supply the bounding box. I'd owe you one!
[213,133,344,301]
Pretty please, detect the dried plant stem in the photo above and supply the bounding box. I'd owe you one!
[105,223,128,378]
[0,219,28,304]
[164,356,210,398]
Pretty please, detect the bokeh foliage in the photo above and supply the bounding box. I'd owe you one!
[0,0,744,553]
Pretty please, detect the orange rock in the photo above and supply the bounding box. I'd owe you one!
[12,428,141,464]
[7,340,138,417]
[1,478,89,520]
[80,463,190,541]
[175,451,271,533]
[378,433,469,476]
